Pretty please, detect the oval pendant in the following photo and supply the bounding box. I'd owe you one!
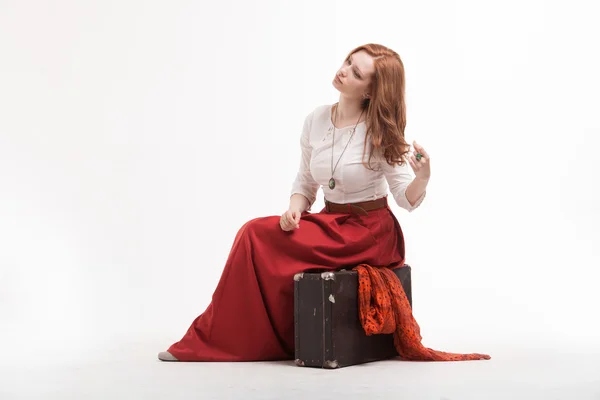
[328,178,336,190]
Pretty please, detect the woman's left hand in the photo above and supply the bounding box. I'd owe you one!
[408,140,431,181]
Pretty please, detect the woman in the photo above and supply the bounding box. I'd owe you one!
[159,44,438,362]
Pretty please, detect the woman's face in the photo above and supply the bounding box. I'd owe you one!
[332,50,374,99]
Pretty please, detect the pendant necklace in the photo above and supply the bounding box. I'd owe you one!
[329,103,365,190]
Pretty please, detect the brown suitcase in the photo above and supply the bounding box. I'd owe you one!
[293,264,413,369]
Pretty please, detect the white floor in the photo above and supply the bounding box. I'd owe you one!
[1,341,599,400]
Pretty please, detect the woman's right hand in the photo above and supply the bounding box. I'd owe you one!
[280,208,301,231]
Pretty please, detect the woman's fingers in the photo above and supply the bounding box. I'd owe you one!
[410,154,419,168]
[408,156,416,171]
[280,214,288,230]
[285,211,297,229]
[413,140,429,159]
[291,211,301,228]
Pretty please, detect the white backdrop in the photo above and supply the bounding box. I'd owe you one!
[1,0,599,369]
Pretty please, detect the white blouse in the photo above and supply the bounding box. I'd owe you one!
[290,104,426,213]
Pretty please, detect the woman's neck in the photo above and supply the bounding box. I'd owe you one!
[334,98,366,123]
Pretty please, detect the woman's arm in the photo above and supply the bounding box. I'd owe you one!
[289,193,311,213]
[405,177,429,207]
[380,159,427,212]
[289,111,319,211]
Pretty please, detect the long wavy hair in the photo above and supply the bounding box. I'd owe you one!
[344,44,411,170]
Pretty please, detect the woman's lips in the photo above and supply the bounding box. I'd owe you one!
[335,76,342,84]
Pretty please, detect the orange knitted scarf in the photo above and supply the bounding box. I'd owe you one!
[354,264,491,361]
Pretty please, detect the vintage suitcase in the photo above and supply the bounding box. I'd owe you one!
[293,264,413,369]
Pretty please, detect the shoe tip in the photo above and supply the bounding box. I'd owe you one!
[158,351,179,361]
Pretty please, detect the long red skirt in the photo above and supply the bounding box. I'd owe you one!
[167,199,406,362]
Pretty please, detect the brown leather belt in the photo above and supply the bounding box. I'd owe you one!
[324,196,388,216]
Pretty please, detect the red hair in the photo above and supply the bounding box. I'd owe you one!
[345,44,411,170]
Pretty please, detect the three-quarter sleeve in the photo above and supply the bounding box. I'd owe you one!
[290,111,320,210]
[379,157,426,212]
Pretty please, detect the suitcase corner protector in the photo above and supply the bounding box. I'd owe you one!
[324,360,339,369]
[294,359,305,367]
[293,272,304,281]
[321,271,335,280]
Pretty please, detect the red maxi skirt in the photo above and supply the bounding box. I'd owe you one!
[167,197,406,362]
